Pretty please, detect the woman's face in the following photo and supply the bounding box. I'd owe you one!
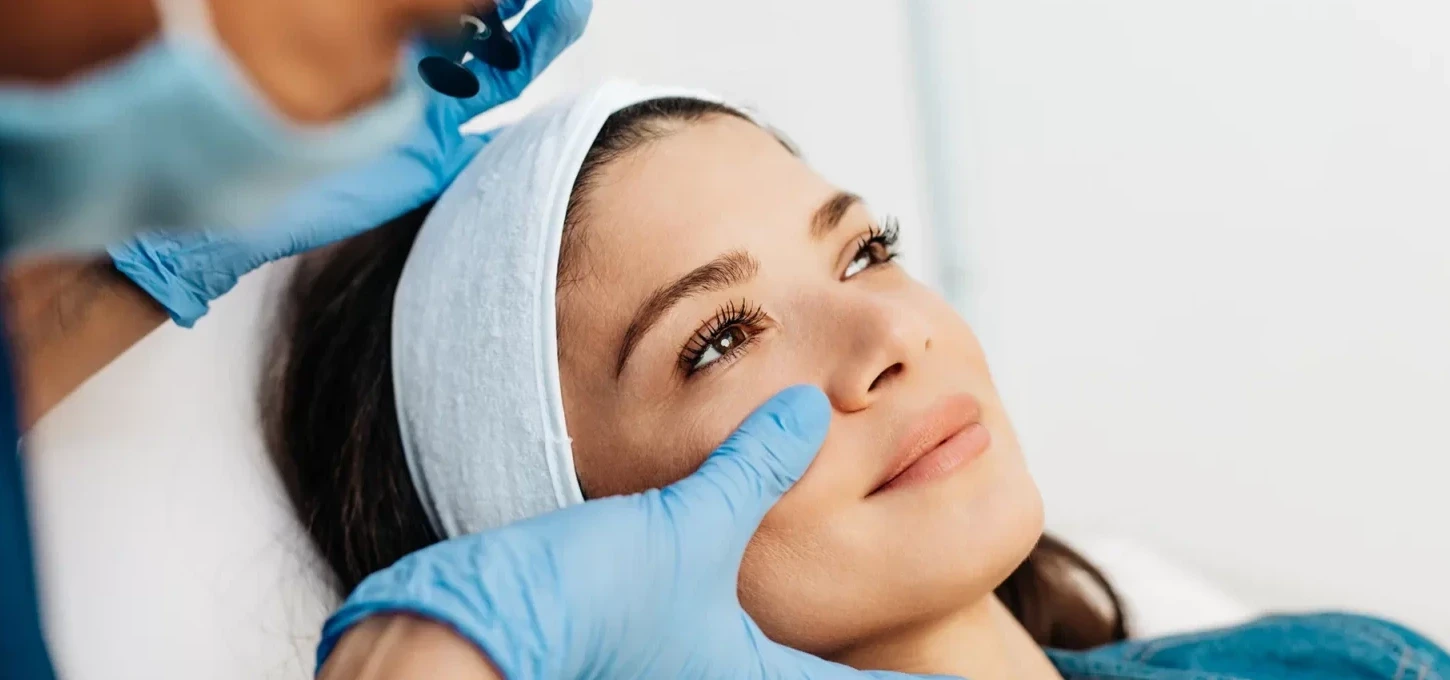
[556,115,1044,658]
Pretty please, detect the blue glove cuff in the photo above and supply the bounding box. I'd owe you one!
[108,241,212,328]
[315,538,559,679]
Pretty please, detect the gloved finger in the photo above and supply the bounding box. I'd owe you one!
[768,643,965,679]
[240,155,436,261]
[491,0,530,21]
[468,0,592,110]
[113,137,449,328]
[659,385,831,569]
[440,129,499,183]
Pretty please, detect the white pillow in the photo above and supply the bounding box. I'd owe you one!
[1066,534,1257,637]
[26,265,333,680]
[25,265,1256,679]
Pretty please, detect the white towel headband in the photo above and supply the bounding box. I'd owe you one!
[391,81,742,537]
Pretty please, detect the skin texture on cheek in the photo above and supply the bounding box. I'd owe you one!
[562,331,733,498]
[737,510,842,644]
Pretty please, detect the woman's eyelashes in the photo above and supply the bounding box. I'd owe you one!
[842,217,902,280]
[676,218,904,378]
[680,300,772,376]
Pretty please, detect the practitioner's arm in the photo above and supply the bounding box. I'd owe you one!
[3,256,166,429]
[43,0,585,423]
[109,0,592,329]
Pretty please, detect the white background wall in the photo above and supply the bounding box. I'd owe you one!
[912,0,1450,640]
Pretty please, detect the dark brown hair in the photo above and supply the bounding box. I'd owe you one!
[263,97,1128,652]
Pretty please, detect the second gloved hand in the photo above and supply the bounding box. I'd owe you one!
[317,386,959,680]
[109,0,590,327]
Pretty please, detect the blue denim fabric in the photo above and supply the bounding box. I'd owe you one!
[1048,613,1450,680]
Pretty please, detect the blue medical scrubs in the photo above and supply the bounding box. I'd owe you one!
[0,191,58,678]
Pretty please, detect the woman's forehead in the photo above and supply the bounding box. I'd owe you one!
[580,116,837,269]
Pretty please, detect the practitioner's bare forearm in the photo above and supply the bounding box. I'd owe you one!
[3,256,167,430]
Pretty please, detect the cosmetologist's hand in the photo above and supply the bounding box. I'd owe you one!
[318,385,960,680]
[108,0,590,327]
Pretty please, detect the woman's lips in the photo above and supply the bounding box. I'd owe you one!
[877,422,990,493]
[870,394,991,495]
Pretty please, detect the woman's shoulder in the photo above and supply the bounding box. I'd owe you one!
[1049,612,1450,680]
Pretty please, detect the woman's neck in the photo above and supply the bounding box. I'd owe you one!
[831,596,1063,680]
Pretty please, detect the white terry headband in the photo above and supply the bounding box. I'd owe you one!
[391,81,739,538]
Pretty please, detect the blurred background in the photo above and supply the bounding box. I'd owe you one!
[912,0,1450,643]
[26,1,1450,677]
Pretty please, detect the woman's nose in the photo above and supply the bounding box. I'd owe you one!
[825,294,933,412]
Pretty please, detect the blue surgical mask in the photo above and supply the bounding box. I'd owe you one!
[0,0,423,252]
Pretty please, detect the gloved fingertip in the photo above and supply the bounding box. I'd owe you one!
[550,0,594,36]
[755,384,831,450]
[512,0,593,63]
[708,385,831,501]
[490,0,532,21]
[518,0,592,35]
[661,387,829,534]
[445,132,494,179]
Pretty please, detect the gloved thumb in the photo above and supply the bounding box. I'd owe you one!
[659,385,831,562]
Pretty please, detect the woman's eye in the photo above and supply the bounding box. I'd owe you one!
[681,301,771,378]
[844,241,893,279]
[692,325,750,370]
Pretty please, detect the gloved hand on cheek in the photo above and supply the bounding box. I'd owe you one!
[319,386,962,680]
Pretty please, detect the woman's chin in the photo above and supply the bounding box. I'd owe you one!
[871,451,1045,594]
[740,440,1045,658]
[871,438,1043,540]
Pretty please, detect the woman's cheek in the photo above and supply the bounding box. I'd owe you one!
[737,502,859,656]
[738,519,816,644]
[682,375,795,447]
[642,399,754,488]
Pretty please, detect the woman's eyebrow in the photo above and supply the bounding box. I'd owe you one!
[811,190,863,239]
[615,250,760,378]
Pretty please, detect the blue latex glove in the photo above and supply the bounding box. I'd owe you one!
[318,386,959,680]
[108,0,590,327]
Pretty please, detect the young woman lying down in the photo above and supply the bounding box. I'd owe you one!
[263,82,1449,679]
